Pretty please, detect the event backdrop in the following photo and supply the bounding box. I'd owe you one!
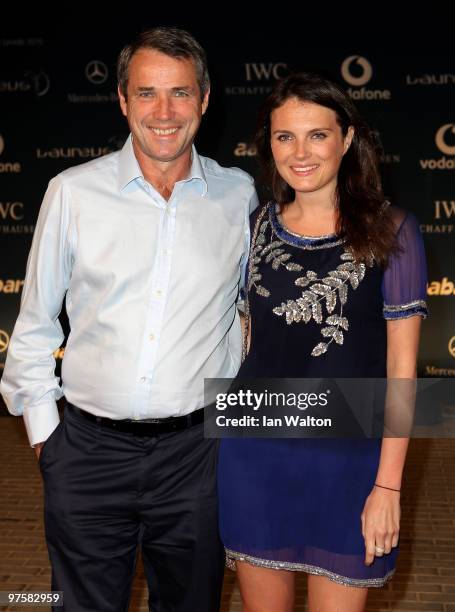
[1,25,454,411]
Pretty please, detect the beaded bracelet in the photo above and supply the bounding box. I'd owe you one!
[375,483,401,493]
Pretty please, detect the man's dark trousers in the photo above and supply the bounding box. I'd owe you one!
[39,403,224,611]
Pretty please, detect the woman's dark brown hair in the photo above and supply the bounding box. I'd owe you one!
[255,72,397,266]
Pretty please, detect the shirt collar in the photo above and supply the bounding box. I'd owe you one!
[118,134,207,197]
[118,135,142,191]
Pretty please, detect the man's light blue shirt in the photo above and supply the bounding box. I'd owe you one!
[0,135,258,445]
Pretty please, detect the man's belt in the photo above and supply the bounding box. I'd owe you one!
[67,403,205,436]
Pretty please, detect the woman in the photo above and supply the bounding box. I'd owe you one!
[218,72,428,612]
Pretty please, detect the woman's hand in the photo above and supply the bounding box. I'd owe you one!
[361,486,400,566]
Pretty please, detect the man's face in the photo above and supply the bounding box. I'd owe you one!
[119,49,209,168]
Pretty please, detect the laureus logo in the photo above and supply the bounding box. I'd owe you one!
[340,55,391,101]
[420,125,455,170]
[29,71,50,96]
[36,146,110,159]
[0,71,50,96]
[341,56,372,86]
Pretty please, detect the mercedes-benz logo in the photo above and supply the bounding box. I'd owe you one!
[85,60,108,85]
[0,330,10,353]
[0,134,4,156]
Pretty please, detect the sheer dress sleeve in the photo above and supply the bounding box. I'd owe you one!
[382,209,428,320]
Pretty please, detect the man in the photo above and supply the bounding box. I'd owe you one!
[1,27,258,611]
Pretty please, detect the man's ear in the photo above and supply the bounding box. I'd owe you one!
[201,88,210,116]
[118,85,127,117]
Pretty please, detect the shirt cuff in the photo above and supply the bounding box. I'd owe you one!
[23,401,61,447]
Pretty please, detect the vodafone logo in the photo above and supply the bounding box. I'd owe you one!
[420,125,455,170]
[435,124,455,156]
[0,134,22,174]
[340,56,390,101]
[341,56,373,87]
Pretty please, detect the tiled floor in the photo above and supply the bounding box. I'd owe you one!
[1,415,454,611]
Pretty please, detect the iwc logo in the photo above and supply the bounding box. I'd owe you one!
[225,62,288,96]
[245,63,288,82]
[421,200,455,235]
[340,55,391,101]
[0,202,24,220]
[0,200,34,235]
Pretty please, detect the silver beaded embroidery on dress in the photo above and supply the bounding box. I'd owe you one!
[248,204,373,357]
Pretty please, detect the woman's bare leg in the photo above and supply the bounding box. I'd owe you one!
[307,574,368,612]
[236,561,295,612]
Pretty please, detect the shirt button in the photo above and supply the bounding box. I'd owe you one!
[140,377,146,382]
[155,289,162,297]
[149,334,155,341]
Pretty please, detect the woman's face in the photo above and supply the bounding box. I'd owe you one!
[270,97,354,200]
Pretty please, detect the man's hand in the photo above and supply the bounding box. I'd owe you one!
[34,443,45,460]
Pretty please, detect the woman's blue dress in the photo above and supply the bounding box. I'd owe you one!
[218,202,428,587]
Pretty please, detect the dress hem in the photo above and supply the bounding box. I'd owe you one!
[225,547,395,588]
